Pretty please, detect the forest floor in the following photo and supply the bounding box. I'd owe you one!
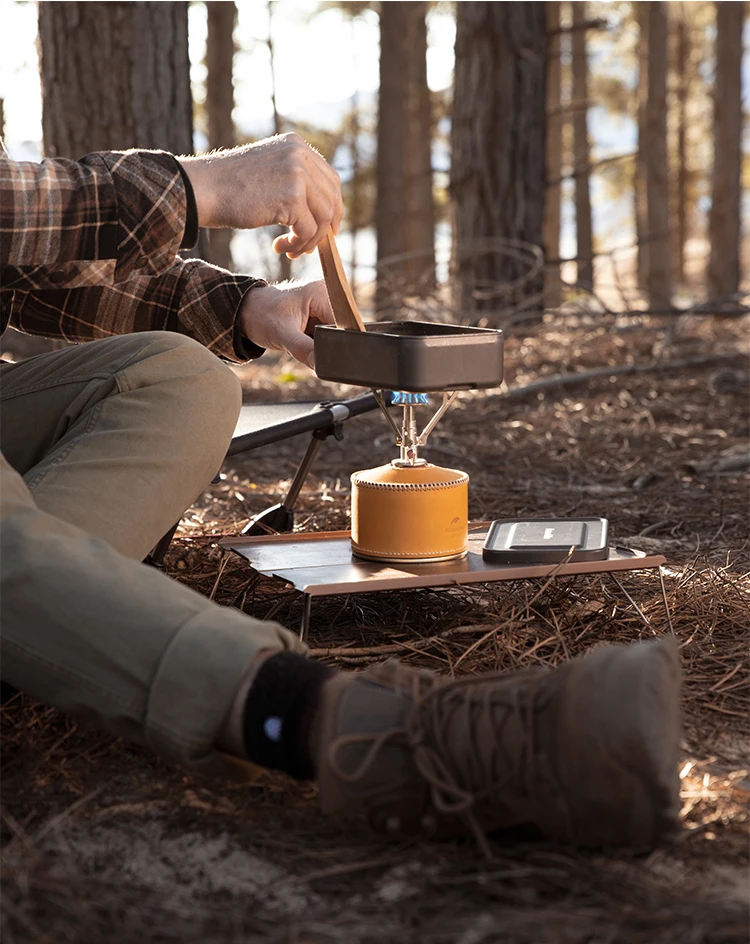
[2,310,749,944]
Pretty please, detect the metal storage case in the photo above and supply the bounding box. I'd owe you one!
[482,518,610,565]
[314,321,504,392]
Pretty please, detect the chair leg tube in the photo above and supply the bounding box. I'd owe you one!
[282,435,324,511]
[145,521,180,569]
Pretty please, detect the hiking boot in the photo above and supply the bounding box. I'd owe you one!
[312,638,681,854]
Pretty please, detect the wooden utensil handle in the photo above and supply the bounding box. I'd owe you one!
[318,229,366,332]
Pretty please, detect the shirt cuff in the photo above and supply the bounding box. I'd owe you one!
[180,263,267,363]
[175,162,199,250]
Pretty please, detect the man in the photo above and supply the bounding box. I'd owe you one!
[0,134,682,852]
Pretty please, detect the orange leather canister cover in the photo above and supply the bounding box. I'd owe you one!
[351,463,469,561]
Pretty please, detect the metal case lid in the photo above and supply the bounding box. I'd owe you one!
[482,518,609,564]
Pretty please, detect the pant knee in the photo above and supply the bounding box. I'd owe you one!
[125,331,240,407]
[169,336,242,430]
[118,333,242,461]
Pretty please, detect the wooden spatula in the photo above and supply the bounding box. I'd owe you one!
[318,229,366,331]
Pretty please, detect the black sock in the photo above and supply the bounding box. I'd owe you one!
[242,652,334,780]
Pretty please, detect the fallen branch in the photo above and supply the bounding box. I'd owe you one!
[486,352,745,403]
[683,453,750,476]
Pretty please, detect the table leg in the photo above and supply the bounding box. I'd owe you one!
[300,594,312,643]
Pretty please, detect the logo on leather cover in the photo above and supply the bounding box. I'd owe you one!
[445,516,464,533]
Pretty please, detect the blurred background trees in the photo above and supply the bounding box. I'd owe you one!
[1,0,746,330]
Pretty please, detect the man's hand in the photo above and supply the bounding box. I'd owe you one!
[240,280,334,369]
[178,134,343,259]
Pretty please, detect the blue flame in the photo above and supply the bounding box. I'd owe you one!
[391,392,429,405]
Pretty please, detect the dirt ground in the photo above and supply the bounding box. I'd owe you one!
[2,310,748,943]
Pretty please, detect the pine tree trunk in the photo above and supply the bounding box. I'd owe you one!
[404,2,435,292]
[39,1,193,158]
[644,2,671,308]
[572,2,593,292]
[376,1,435,310]
[267,0,292,282]
[673,14,689,286]
[205,1,237,271]
[349,85,361,296]
[708,1,743,300]
[544,2,563,308]
[376,2,410,269]
[451,2,547,323]
[635,3,649,291]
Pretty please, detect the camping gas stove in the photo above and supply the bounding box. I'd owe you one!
[227,321,670,643]
[314,321,504,562]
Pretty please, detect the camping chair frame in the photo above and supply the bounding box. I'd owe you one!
[145,391,392,568]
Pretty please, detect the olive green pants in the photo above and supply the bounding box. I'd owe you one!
[0,332,303,777]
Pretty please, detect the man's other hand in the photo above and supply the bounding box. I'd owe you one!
[240,280,334,369]
[178,134,343,259]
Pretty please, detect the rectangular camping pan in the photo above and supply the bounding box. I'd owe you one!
[314,321,504,393]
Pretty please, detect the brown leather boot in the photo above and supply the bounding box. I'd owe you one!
[313,638,681,854]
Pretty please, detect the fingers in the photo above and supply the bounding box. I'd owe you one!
[272,200,318,258]
[273,141,343,256]
[240,281,331,370]
[277,326,316,370]
[241,132,344,255]
[275,283,331,367]
[305,279,335,325]
[290,133,344,235]
[277,183,341,258]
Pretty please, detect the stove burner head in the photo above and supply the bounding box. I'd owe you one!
[373,390,459,467]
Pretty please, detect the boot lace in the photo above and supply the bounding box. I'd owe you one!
[327,661,552,857]
[407,672,543,857]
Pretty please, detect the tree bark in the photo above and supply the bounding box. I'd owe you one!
[673,13,689,285]
[349,68,361,295]
[39,1,193,158]
[376,1,435,310]
[205,1,237,271]
[376,2,410,269]
[404,2,436,291]
[635,3,649,290]
[544,2,563,307]
[644,2,672,308]
[267,0,292,282]
[451,2,547,323]
[708,1,744,299]
[571,2,593,292]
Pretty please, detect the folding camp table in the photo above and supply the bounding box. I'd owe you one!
[147,389,673,647]
[221,527,670,643]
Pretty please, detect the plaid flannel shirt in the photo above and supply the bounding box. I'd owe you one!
[0,141,265,362]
